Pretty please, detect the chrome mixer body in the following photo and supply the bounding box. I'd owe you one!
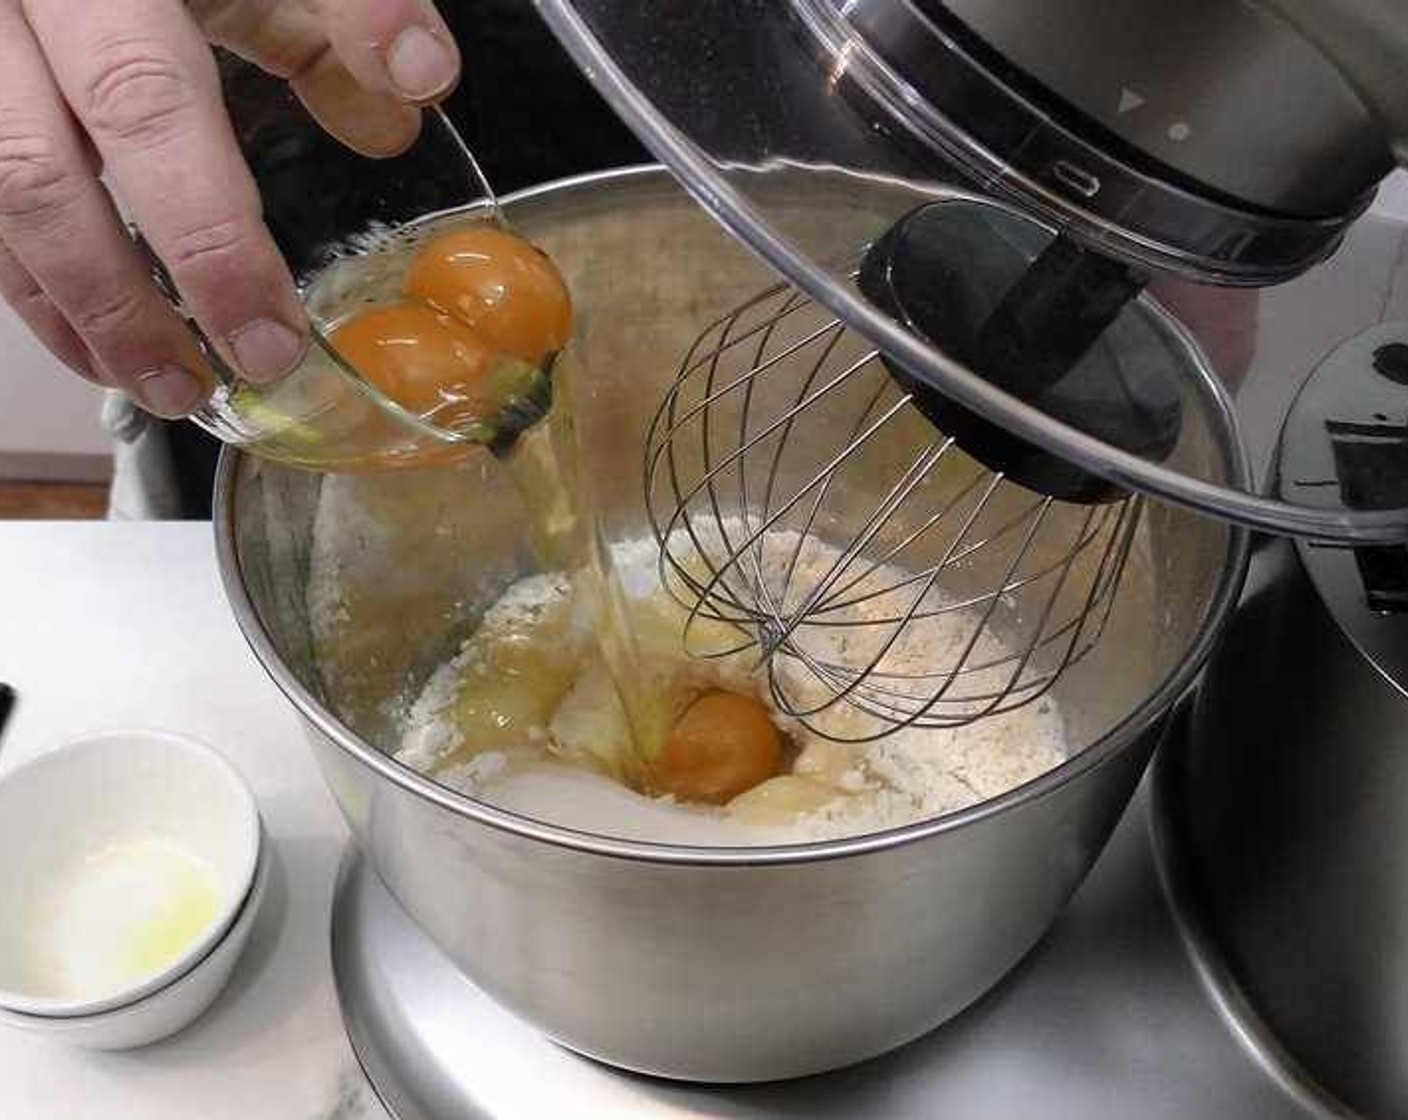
[531,0,1408,1104]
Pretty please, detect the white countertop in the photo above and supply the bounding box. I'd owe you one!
[0,523,386,1120]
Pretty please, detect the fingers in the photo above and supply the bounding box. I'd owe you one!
[23,0,309,387]
[315,0,461,104]
[288,53,425,159]
[0,239,98,384]
[194,0,456,158]
[0,1,212,417]
[1,0,464,420]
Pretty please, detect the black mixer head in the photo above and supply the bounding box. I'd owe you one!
[859,201,1183,504]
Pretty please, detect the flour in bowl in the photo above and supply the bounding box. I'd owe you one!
[392,533,1067,845]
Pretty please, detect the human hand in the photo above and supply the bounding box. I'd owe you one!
[0,0,461,417]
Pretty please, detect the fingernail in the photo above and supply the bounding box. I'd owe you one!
[386,26,458,100]
[133,365,206,418]
[227,317,308,383]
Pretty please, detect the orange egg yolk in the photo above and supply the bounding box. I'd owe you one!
[653,690,784,804]
[329,301,500,432]
[405,225,573,364]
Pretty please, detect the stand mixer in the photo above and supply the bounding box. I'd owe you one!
[211,2,1408,1113]
[528,0,1408,1112]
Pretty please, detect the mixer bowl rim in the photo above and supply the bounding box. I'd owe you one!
[213,163,1251,869]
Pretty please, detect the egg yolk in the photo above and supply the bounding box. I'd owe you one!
[405,225,573,363]
[653,690,784,804]
[329,301,499,432]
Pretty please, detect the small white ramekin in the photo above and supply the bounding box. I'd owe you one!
[0,730,261,1023]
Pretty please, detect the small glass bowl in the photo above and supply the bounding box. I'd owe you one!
[144,65,548,471]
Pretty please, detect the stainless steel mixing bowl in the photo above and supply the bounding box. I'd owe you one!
[215,167,1250,1082]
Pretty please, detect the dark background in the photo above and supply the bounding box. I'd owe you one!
[443,0,647,194]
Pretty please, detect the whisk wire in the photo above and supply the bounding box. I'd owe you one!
[768,467,1012,725]
[651,375,912,623]
[763,434,952,650]
[645,283,1146,741]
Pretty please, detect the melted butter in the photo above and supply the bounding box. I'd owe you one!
[49,837,220,998]
[119,863,220,980]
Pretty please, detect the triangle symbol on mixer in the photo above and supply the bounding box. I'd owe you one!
[1118,87,1145,114]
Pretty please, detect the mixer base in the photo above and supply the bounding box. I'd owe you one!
[330,717,1333,1119]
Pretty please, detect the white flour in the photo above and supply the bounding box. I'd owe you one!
[398,572,573,771]
[392,533,1068,845]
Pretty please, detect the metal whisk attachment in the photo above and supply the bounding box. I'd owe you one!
[644,279,1148,742]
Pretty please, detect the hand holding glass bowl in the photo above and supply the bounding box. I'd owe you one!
[0,1,463,419]
[152,65,574,472]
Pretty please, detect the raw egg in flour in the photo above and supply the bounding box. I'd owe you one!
[654,690,784,804]
[406,225,573,363]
